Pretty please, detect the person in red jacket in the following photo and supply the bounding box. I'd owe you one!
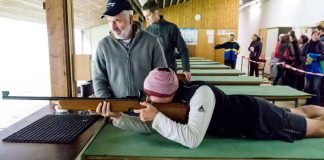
[271,34,284,80]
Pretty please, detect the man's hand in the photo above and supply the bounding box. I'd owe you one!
[96,101,121,118]
[306,57,313,63]
[183,71,192,81]
[134,102,159,122]
[235,50,240,56]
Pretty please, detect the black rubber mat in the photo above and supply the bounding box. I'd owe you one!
[3,114,100,144]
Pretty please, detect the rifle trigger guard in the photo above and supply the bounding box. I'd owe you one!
[127,108,140,116]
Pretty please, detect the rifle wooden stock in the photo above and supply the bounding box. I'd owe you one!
[59,99,188,123]
[176,73,185,80]
[1,91,189,123]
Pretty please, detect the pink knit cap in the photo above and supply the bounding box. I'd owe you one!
[144,67,179,97]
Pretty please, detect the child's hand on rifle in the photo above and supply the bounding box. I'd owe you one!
[134,102,158,122]
[96,101,121,118]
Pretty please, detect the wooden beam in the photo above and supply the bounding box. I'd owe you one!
[130,0,144,20]
[45,0,76,97]
[66,0,77,96]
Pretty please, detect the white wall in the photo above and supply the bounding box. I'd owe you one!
[238,0,324,71]
[259,0,324,29]
[82,24,109,56]
[237,0,262,71]
[77,24,109,85]
[0,17,51,96]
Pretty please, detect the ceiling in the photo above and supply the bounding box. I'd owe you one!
[240,0,260,7]
[240,0,254,5]
[0,0,190,30]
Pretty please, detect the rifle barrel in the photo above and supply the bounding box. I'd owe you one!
[2,90,188,123]
[2,91,140,101]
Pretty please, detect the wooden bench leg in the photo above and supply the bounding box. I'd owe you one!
[295,99,298,108]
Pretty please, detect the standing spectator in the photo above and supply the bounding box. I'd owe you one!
[317,25,324,42]
[248,34,262,77]
[272,34,284,80]
[294,34,309,90]
[142,1,191,80]
[214,33,240,69]
[289,31,301,88]
[300,30,324,105]
[273,34,295,85]
[317,25,324,104]
[299,34,309,49]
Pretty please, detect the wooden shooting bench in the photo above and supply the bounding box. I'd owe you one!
[82,124,324,160]
[178,69,245,76]
[176,59,214,62]
[0,98,188,160]
[0,105,104,160]
[217,85,312,107]
[188,57,206,60]
[177,64,231,70]
[177,61,220,65]
[191,76,263,85]
[0,97,320,160]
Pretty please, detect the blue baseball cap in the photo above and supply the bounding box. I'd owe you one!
[101,0,133,18]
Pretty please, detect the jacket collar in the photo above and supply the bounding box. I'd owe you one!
[109,21,142,40]
[108,21,143,49]
[153,15,166,25]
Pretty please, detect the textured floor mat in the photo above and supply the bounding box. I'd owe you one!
[3,114,100,144]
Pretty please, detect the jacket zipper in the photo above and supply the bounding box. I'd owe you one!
[110,34,138,97]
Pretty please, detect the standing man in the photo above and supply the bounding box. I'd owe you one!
[300,30,324,105]
[93,0,167,98]
[248,34,263,77]
[272,34,284,80]
[317,25,324,42]
[142,1,191,80]
[317,25,324,105]
[214,33,240,69]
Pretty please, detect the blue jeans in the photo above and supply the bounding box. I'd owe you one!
[224,60,236,69]
[271,58,279,79]
[304,76,322,105]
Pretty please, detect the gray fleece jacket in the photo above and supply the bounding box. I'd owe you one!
[92,24,167,98]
